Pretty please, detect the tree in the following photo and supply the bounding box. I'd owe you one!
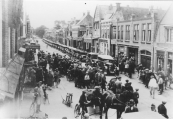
[35,25,47,38]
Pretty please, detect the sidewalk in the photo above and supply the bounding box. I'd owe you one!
[119,72,173,119]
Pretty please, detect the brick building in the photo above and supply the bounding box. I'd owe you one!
[110,3,165,69]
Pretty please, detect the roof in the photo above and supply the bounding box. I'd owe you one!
[121,7,149,20]
[99,5,116,20]
[113,6,166,21]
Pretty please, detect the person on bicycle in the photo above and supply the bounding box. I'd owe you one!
[79,91,88,113]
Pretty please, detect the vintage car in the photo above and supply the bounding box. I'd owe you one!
[80,55,87,62]
[98,55,115,75]
[88,52,98,62]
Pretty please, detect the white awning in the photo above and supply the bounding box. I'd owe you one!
[98,55,114,60]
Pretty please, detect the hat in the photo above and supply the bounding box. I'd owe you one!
[151,104,155,107]
[135,89,139,91]
[94,86,100,89]
[130,99,134,102]
[84,113,89,118]
[125,79,129,82]
[162,101,167,104]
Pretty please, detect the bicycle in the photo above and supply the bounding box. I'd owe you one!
[74,104,85,119]
[29,100,37,117]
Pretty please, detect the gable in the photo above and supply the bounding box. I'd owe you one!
[161,4,173,25]
[94,6,100,22]
[112,11,124,21]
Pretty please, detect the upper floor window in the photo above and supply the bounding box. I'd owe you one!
[134,24,139,41]
[166,27,173,42]
[118,26,120,39]
[121,25,123,40]
[126,25,130,40]
[147,23,151,42]
[142,24,146,42]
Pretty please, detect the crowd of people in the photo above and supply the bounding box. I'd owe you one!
[24,43,171,119]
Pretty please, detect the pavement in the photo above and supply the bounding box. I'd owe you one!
[1,38,172,119]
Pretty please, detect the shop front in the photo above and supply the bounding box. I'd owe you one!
[140,50,151,69]
[118,45,125,56]
[157,50,165,71]
[128,47,138,64]
[167,52,173,74]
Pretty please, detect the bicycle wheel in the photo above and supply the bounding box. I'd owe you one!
[74,104,80,118]
[29,103,36,117]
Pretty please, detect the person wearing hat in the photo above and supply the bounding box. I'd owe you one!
[151,104,156,112]
[84,71,90,90]
[158,101,169,119]
[125,99,138,113]
[133,89,139,107]
[144,69,150,88]
[79,91,88,113]
[158,74,164,95]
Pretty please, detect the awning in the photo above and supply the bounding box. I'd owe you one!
[0,54,25,98]
[18,47,26,53]
[98,55,114,60]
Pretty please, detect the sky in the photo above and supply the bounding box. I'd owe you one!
[24,0,173,29]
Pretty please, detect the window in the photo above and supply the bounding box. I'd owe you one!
[166,27,173,42]
[121,25,123,40]
[126,25,130,40]
[134,24,139,41]
[142,24,146,42]
[147,24,151,42]
[118,26,120,39]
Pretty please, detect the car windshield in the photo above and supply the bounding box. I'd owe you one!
[91,55,98,59]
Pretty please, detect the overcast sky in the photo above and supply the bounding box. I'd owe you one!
[25,0,173,29]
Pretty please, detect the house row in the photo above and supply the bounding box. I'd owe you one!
[60,3,173,74]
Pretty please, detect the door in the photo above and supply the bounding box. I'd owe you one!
[141,55,151,69]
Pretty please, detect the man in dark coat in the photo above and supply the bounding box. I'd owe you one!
[158,101,169,119]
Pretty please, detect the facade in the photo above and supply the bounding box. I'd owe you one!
[0,0,24,68]
[154,4,173,74]
[83,26,93,52]
[99,4,117,55]
[111,4,165,69]
[71,12,93,49]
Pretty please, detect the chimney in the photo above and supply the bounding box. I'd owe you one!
[87,11,90,15]
[130,14,135,20]
[116,3,121,11]
[83,13,85,16]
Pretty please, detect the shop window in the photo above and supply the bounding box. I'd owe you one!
[142,24,146,42]
[126,25,130,40]
[146,51,151,55]
[141,50,145,55]
[165,27,173,42]
[121,25,123,40]
[134,24,139,41]
[147,24,152,42]
[118,26,120,39]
